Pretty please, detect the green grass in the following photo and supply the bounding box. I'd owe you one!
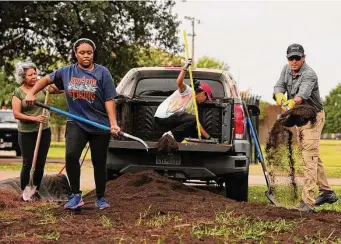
[99,215,114,228]
[249,185,341,212]
[48,139,341,175]
[145,212,181,228]
[0,163,64,172]
[191,210,294,241]
[250,140,341,178]
[34,231,60,241]
[30,140,341,178]
[47,142,91,160]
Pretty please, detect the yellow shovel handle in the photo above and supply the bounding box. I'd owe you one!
[183,30,201,138]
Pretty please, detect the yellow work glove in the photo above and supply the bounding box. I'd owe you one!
[275,93,287,106]
[282,99,296,111]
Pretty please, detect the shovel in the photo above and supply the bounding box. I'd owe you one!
[243,102,278,206]
[22,91,49,201]
[34,102,149,151]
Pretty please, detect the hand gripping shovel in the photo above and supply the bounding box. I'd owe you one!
[22,92,49,201]
[243,102,278,206]
[34,102,149,151]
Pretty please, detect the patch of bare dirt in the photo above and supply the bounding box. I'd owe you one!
[1,170,341,243]
[0,189,21,209]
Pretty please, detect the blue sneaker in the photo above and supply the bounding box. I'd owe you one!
[64,194,84,210]
[95,197,110,210]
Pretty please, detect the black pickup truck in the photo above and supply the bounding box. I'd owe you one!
[0,110,21,156]
[107,67,255,201]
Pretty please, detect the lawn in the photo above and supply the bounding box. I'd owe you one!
[47,142,91,160]
[250,139,341,178]
[47,140,341,169]
[249,185,341,212]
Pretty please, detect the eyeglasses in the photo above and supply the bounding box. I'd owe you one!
[288,56,302,61]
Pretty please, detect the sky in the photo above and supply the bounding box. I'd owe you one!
[173,0,341,102]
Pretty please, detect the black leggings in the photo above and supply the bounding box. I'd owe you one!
[18,128,51,190]
[155,112,198,142]
[65,121,110,199]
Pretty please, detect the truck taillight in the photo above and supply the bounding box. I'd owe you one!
[234,104,245,139]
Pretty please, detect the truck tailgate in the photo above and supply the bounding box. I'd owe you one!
[109,140,232,153]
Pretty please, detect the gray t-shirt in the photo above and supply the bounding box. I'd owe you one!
[49,64,116,133]
[273,63,323,112]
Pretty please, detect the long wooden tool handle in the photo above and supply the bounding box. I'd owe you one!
[183,30,201,138]
[31,91,49,170]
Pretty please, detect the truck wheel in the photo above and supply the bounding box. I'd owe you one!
[225,172,248,202]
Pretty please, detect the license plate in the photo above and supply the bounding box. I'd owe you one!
[0,142,12,148]
[156,154,181,165]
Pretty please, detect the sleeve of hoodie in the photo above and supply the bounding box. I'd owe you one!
[296,69,317,100]
[273,65,288,99]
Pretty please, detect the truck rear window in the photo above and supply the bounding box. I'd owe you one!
[135,78,225,97]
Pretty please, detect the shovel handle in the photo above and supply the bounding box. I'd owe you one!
[34,101,149,151]
[29,91,49,186]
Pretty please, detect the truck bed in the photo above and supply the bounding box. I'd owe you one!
[115,97,233,144]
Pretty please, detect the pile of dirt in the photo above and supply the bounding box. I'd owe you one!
[84,170,232,222]
[2,171,341,243]
[280,105,317,127]
[154,134,179,153]
[0,189,21,209]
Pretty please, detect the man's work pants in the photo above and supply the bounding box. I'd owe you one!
[297,111,332,207]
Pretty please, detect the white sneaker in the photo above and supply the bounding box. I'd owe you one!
[162,131,174,138]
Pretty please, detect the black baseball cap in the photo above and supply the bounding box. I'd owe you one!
[286,44,305,58]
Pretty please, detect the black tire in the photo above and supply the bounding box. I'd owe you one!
[225,172,249,202]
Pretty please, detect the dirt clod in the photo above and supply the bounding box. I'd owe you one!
[155,134,179,152]
[279,105,317,127]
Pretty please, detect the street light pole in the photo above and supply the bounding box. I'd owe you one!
[184,16,200,67]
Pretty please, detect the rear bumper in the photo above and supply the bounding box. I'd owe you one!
[107,140,249,180]
[0,129,19,151]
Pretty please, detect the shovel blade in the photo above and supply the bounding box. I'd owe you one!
[265,190,279,206]
[22,185,37,201]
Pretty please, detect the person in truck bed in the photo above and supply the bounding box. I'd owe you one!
[154,59,216,145]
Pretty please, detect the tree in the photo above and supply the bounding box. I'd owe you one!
[136,47,184,67]
[0,1,181,82]
[258,100,270,121]
[324,83,341,133]
[0,70,16,107]
[48,93,68,142]
[196,56,230,70]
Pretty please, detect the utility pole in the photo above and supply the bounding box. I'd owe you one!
[184,16,201,67]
